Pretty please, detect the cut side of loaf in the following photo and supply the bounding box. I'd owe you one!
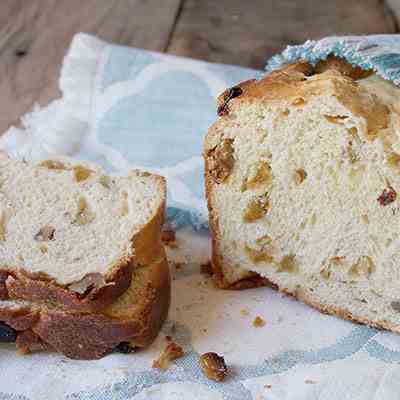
[0,154,166,312]
[0,252,170,359]
[205,57,400,332]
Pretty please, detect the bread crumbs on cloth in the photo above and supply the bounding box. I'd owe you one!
[253,316,266,327]
[152,336,184,370]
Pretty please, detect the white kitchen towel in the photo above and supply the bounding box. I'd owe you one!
[1,33,400,400]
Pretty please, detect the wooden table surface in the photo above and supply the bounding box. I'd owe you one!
[1,0,400,133]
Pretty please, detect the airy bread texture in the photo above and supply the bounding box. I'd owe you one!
[0,253,170,359]
[0,154,166,311]
[205,57,400,332]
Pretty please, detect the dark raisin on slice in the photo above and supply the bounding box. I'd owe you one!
[114,341,136,354]
[217,86,243,116]
[377,186,397,206]
[226,86,243,100]
[0,322,17,343]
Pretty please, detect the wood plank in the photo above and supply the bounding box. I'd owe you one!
[386,0,400,28]
[167,0,397,69]
[0,0,182,134]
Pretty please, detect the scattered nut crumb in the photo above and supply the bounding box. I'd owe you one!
[152,338,184,370]
[34,225,55,242]
[304,379,318,384]
[199,352,228,382]
[253,316,266,327]
[39,244,48,254]
[264,384,272,389]
[240,309,250,316]
[161,229,177,247]
[200,262,213,275]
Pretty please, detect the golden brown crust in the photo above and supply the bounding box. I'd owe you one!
[16,330,51,354]
[0,271,9,300]
[0,306,40,331]
[5,262,133,313]
[314,55,373,80]
[0,176,166,312]
[0,257,171,359]
[278,284,400,333]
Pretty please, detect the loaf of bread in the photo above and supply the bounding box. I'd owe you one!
[0,254,170,359]
[0,154,166,312]
[204,57,400,332]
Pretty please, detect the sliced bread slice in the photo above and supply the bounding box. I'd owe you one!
[0,251,170,359]
[204,57,400,332]
[0,154,166,312]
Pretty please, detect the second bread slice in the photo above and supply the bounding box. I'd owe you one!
[0,154,166,312]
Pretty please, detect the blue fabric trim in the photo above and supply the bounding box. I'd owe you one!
[265,35,400,85]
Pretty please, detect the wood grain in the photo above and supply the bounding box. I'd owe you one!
[0,0,399,134]
[167,0,397,69]
[0,0,182,133]
[386,0,400,28]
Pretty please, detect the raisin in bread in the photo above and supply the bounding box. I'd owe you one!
[0,252,170,359]
[204,57,400,332]
[0,154,166,312]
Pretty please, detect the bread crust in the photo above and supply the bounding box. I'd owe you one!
[0,176,166,312]
[0,256,171,359]
[278,283,400,333]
